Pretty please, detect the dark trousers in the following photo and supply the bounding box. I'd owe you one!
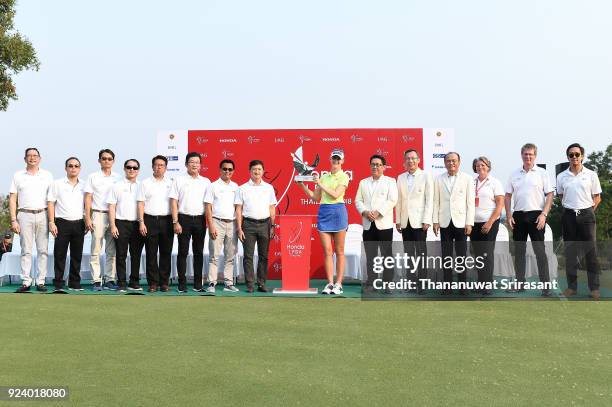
[562,208,599,291]
[144,214,174,286]
[401,222,428,285]
[53,218,85,289]
[176,214,206,289]
[242,218,270,288]
[363,223,393,286]
[440,221,468,283]
[470,219,499,284]
[114,219,145,285]
[512,210,549,283]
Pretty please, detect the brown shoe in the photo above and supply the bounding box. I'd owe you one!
[160,285,170,292]
[590,290,601,300]
[147,284,158,293]
[562,288,577,297]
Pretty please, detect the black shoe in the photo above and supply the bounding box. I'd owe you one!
[257,285,269,293]
[16,285,31,293]
[541,289,552,297]
[177,284,187,293]
[36,284,48,292]
[246,286,254,293]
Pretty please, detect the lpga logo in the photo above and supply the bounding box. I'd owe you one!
[247,136,261,144]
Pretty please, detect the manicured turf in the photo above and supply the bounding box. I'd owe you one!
[0,295,610,406]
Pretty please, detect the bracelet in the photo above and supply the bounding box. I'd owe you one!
[542,213,548,217]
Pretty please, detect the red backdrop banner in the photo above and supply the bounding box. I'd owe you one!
[188,128,423,279]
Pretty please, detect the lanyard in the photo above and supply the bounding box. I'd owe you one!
[475,178,489,197]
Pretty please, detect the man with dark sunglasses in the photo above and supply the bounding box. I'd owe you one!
[108,159,144,292]
[48,157,86,291]
[204,159,240,293]
[84,149,121,291]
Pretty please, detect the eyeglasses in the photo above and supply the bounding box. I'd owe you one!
[221,167,234,172]
[100,157,114,161]
[67,164,80,168]
[568,152,581,158]
[370,163,384,168]
[125,166,140,170]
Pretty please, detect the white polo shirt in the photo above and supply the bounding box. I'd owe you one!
[556,166,602,210]
[474,175,504,223]
[168,174,211,216]
[204,178,239,220]
[47,177,85,221]
[107,179,140,221]
[137,176,172,216]
[84,171,121,211]
[506,166,553,212]
[9,169,54,210]
[235,179,277,220]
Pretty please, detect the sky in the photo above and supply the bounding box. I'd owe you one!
[1,0,611,183]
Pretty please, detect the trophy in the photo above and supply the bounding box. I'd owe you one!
[291,146,320,182]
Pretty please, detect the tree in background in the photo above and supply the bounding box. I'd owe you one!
[0,0,40,111]
[0,194,11,234]
[549,143,612,241]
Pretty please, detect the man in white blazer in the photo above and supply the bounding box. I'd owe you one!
[433,152,475,295]
[395,149,433,294]
[355,154,398,292]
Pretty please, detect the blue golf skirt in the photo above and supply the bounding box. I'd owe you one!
[317,203,348,232]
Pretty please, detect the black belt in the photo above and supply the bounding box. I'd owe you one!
[244,217,270,224]
[18,209,45,214]
[213,217,234,223]
[56,218,84,222]
[92,209,109,214]
[144,214,171,219]
[564,207,593,216]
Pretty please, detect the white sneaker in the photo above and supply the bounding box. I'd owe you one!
[331,283,343,295]
[206,284,216,294]
[224,285,239,292]
[321,283,334,295]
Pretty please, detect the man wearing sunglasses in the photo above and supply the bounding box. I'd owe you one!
[48,157,86,292]
[84,149,121,291]
[9,147,54,293]
[107,159,144,292]
[169,152,211,293]
[505,143,553,296]
[204,159,240,293]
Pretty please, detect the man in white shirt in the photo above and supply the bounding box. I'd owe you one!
[137,155,174,292]
[355,154,398,293]
[395,149,433,294]
[505,143,553,296]
[557,143,603,300]
[169,152,211,293]
[205,159,240,293]
[433,152,475,295]
[108,159,144,292]
[9,147,54,292]
[48,157,86,291]
[235,160,278,293]
[84,149,121,291]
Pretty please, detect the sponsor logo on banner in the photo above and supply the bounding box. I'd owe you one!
[376,148,390,157]
[377,136,390,142]
[274,138,285,143]
[196,137,209,144]
[298,135,312,144]
[167,145,176,150]
[351,134,364,143]
[321,137,340,142]
[273,262,282,273]
[169,134,175,140]
[247,136,261,144]
[219,138,237,143]
[402,135,416,143]
[168,156,179,161]
[222,150,234,158]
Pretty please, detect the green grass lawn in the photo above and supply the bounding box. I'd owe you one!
[0,296,610,406]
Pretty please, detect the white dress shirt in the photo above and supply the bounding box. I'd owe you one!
[107,179,140,221]
[168,174,211,216]
[235,179,277,220]
[474,175,504,223]
[137,176,172,216]
[405,172,416,192]
[505,166,553,212]
[47,177,85,221]
[204,178,239,220]
[84,171,121,211]
[556,166,602,210]
[9,169,54,210]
